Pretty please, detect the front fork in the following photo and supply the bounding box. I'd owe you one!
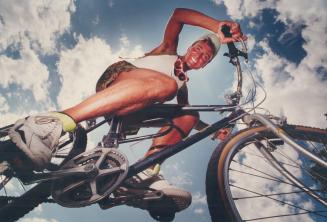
[244,113,327,207]
[244,113,327,169]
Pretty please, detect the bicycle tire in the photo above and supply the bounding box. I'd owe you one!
[0,125,87,221]
[206,125,327,222]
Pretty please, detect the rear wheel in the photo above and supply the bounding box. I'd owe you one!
[206,125,327,222]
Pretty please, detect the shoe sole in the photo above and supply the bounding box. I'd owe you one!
[148,188,192,213]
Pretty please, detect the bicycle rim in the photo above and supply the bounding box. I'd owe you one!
[206,125,327,222]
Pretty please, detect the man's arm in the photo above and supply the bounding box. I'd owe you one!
[146,8,246,55]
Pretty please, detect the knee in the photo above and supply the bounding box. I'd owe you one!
[151,76,178,102]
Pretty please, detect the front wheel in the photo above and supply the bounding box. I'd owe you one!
[206,125,327,222]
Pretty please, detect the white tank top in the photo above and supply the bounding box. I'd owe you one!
[128,55,186,90]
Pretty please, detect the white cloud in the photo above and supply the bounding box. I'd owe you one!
[192,192,207,205]
[92,15,100,26]
[19,217,59,222]
[222,0,243,20]
[250,41,327,128]
[194,207,205,214]
[169,173,193,187]
[0,41,50,102]
[0,110,40,127]
[213,0,327,128]
[57,35,144,109]
[163,162,193,187]
[214,0,327,71]
[211,0,223,5]
[0,96,9,112]
[0,0,75,113]
[244,34,255,52]
[213,0,275,20]
[276,0,327,71]
[0,0,75,54]
[108,0,115,8]
[34,205,43,214]
[191,192,207,216]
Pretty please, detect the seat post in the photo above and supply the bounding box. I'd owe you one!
[101,116,122,148]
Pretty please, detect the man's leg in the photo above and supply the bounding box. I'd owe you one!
[63,69,178,122]
[9,68,178,168]
[145,111,199,157]
[117,111,199,213]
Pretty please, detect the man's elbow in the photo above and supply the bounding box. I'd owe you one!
[172,8,187,19]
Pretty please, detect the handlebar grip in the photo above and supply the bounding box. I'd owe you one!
[221,25,239,58]
[221,25,232,38]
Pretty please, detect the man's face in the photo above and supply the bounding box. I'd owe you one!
[184,40,214,70]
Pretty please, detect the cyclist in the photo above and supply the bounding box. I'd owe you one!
[8,8,246,215]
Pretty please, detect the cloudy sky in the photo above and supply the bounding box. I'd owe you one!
[0,0,326,222]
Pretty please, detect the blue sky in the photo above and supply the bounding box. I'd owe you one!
[0,0,327,222]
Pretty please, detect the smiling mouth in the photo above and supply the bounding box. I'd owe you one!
[191,57,197,64]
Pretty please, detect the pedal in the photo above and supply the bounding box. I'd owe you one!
[99,190,164,209]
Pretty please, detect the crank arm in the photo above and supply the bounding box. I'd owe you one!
[99,190,163,209]
[23,164,98,184]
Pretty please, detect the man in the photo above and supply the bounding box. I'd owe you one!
[9,8,246,215]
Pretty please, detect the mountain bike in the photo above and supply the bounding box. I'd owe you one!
[0,30,326,222]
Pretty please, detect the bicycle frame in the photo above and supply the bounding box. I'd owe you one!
[84,104,246,179]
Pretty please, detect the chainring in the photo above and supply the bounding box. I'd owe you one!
[51,148,128,207]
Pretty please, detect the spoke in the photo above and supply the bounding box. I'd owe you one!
[242,151,301,169]
[251,137,327,189]
[303,134,327,154]
[245,211,327,221]
[230,168,298,188]
[231,184,327,219]
[233,189,322,200]
[275,143,327,184]
[232,160,290,184]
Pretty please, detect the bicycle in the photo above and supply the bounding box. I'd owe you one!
[0,28,326,222]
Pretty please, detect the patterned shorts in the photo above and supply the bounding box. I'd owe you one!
[95,60,137,92]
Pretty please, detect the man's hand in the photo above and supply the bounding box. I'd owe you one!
[217,21,247,44]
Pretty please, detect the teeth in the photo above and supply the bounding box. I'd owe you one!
[191,57,196,63]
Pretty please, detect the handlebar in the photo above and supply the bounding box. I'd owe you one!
[220,25,248,106]
[221,25,248,61]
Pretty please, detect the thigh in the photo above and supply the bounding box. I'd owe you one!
[96,61,177,92]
